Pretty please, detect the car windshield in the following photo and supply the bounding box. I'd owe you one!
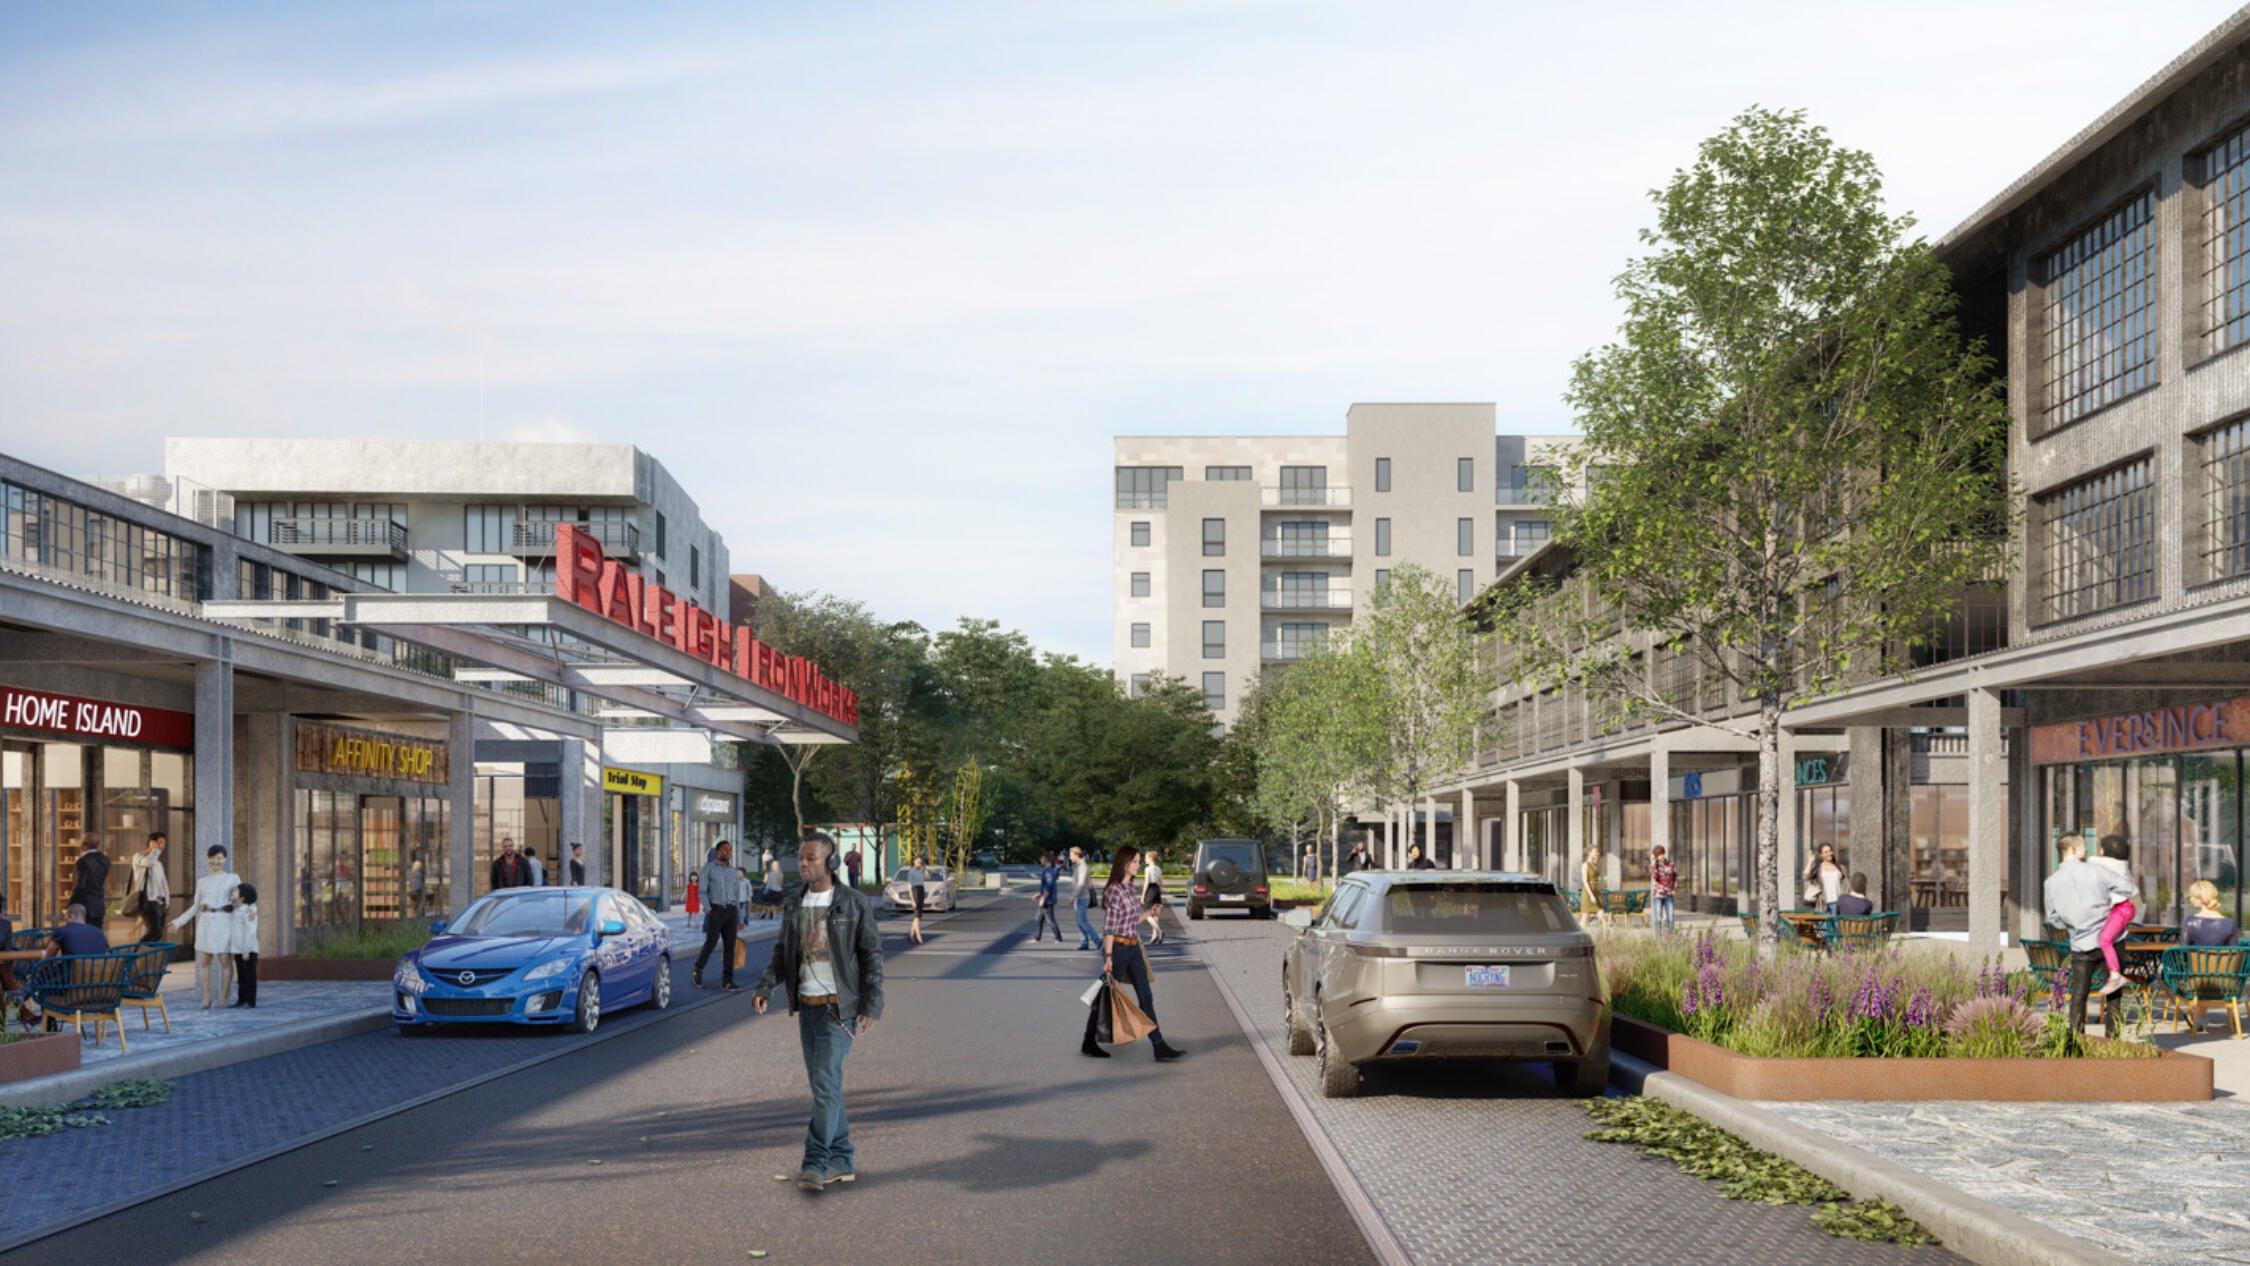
[1202,845,1259,869]
[452,892,595,938]
[1382,884,1573,935]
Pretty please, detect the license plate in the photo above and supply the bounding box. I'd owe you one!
[1220,894,1246,902]
[1465,966,1511,988]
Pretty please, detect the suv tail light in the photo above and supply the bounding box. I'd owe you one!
[1193,885,1209,895]
[1252,885,1269,894]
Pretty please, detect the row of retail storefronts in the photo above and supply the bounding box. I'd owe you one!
[0,451,847,956]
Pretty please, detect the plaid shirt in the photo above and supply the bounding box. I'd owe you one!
[1102,879,1145,938]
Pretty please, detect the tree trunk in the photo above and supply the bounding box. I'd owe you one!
[1328,808,1340,891]
[1754,703,1783,961]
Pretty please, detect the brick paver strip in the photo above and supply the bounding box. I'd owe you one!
[1182,913,1964,1266]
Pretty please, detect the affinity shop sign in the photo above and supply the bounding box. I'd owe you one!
[552,523,860,729]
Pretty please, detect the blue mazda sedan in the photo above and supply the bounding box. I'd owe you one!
[393,887,671,1034]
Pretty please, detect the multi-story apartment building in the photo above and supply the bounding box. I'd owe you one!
[1113,404,1572,726]
[160,438,745,909]
[1441,9,2250,955]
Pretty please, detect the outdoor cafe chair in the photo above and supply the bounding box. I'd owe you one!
[1737,911,1758,940]
[2158,944,2250,1039]
[2022,937,2114,1023]
[22,953,134,1052]
[117,942,177,1034]
[1823,912,1900,952]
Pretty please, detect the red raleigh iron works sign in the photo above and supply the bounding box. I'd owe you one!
[2028,700,2250,764]
[551,523,860,728]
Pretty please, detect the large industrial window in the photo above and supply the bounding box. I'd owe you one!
[1202,518,1225,556]
[2038,191,2156,433]
[1130,622,1151,648]
[1116,466,1184,509]
[2034,456,2156,623]
[1203,620,1225,658]
[2197,418,2250,583]
[2199,125,2250,357]
[1202,569,1226,608]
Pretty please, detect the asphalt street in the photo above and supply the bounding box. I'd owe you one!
[7,893,1372,1266]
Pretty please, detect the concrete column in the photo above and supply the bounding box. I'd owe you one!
[1377,814,1390,870]
[1604,786,1624,890]
[1424,794,1438,867]
[193,656,234,898]
[1774,734,1798,911]
[1649,747,1670,883]
[1458,787,1475,869]
[2008,715,2038,942]
[1848,726,1883,900]
[557,737,601,887]
[447,708,475,916]
[1968,687,2006,952]
[1884,728,1913,918]
[1566,767,1586,892]
[1503,780,1521,871]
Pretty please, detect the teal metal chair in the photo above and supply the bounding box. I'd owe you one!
[22,953,135,1051]
[1738,912,1759,939]
[117,942,177,1034]
[2022,936,2108,1021]
[2158,944,2250,1039]
[1823,911,1901,952]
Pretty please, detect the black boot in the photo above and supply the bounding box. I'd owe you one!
[1081,1036,1111,1058]
[1153,1041,1185,1062]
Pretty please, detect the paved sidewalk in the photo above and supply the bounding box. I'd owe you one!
[1763,1096,2250,1266]
[1184,912,1960,1266]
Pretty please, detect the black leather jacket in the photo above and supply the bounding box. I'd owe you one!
[754,883,885,1025]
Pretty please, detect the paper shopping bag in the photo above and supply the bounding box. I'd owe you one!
[731,937,749,972]
[1109,980,1156,1044]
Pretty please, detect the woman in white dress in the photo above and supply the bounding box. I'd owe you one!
[169,845,243,1008]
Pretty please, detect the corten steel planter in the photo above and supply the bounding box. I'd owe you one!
[258,957,397,982]
[1613,1014,2214,1102]
[0,1032,83,1085]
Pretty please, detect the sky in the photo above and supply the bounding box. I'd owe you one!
[0,1,2237,662]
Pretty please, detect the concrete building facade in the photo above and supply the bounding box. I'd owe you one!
[1113,405,1573,727]
[1440,9,2250,954]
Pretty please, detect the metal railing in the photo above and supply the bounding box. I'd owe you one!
[449,580,547,595]
[1260,485,1351,508]
[1262,587,1352,610]
[1262,536,1351,558]
[270,517,407,553]
[509,519,639,557]
[1497,480,1556,507]
[1260,641,1326,661]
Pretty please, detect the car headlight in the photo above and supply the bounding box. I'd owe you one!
[395,959,428,994]
[522,958,575,982]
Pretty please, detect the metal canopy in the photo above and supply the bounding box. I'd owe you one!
[201,592,856,747]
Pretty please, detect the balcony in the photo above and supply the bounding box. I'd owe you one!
[269,517,407,560]
[1262,586,1352,611]
[449,579,548,595]
[1496,481,1556,509]
[1260,485,1351,508]
[1261,535,1352,559]
[1260,641,1317,662]
[510,519,640,560]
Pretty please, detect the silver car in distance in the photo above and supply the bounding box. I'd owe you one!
[1279,871,1611,1098]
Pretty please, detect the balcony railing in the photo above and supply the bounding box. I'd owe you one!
[1261,536,1352,558]
[1260,639,1329,662]
[510,519,640,559]
[449,580,548,595]
[269,517,408,558]
[1262,587,1352,610]
[1497,481,1556,507]
[1260,485,1351,508]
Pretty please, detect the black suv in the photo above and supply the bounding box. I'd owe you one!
[1187,839,1271,919]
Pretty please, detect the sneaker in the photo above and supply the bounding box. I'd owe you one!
[796,1168,824,1192]
[692,969,704,989]
[824,1168,857,1186]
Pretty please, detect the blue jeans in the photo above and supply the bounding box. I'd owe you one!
[797,1004,856,1174]
[1652,894,1675,933]
[1074,901,1099,949]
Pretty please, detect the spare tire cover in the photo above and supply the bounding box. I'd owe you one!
[1207,859,1242,887]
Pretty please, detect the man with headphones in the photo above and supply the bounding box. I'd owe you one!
[754,831,885,1191]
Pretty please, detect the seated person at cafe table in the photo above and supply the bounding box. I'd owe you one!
[1834,875,1876,918]
[17,904,109,1031]
[2182,880,2241,946]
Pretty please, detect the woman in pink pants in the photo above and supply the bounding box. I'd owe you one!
[2093,834,2137,996]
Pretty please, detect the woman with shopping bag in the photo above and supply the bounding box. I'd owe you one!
[1081,845,1185,1063]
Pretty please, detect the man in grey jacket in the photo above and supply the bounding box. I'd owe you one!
[2044,833,2136,1034]
[755,831,883,1192]
[693,840,748,991]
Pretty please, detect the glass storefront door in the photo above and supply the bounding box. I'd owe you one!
[2043,752,2246,927]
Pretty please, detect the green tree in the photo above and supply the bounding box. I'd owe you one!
[1358,564,1489,867]
[1246,639,1384,885]
[1483,108,2012,956]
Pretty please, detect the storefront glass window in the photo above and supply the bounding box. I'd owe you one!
[2181,753,2242,922]
[296,789,359,932]
[1620,802,1650,882]
[2131,758,2180,918]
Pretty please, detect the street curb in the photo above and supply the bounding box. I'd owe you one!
[0,925,784,1111]
[1171,917,1413,1266]
[1609,1053,2133,1266]
[0,929,781,1258]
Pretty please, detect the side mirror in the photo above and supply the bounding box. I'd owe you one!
[598,919,627,938]
[428,920,447,936]
[1280,908,1314,930]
